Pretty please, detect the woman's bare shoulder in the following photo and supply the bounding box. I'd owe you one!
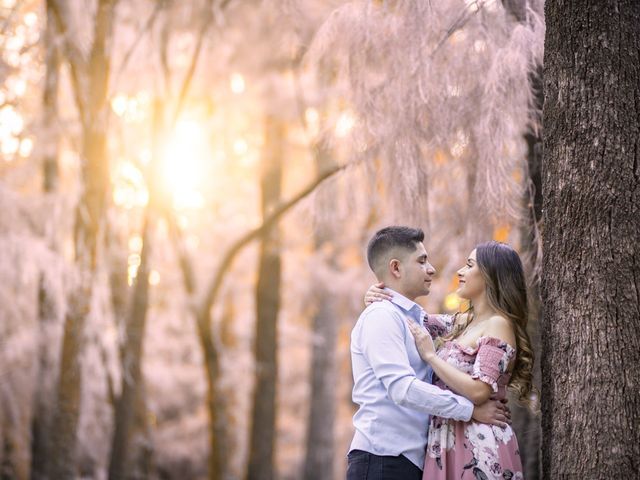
[484,315,516,345]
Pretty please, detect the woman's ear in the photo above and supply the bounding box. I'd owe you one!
[389,258,401,279]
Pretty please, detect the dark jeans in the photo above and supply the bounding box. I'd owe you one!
[346,450,422,480]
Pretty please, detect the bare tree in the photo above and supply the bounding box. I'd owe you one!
[303,137,339,480]
[30,2,62,478]
[107,94,164,480]
[107,1,217,476]
[47,1,118,478]
[169,156,345,479]
[246,115,284,480]
[107,209,154,480]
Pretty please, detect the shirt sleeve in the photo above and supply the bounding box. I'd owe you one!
[359,307,474,421]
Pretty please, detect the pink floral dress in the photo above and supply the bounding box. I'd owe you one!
[422,314,524,480]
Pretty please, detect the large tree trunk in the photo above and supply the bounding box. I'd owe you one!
[246,116,284,480]
[303,141,338,480]
[541,2,640,478]
[48,1,117,478]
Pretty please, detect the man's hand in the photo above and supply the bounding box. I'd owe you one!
[471,398,511,427]
[406,320,436,362]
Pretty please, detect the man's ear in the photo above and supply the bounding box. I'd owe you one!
[389,258,402,279]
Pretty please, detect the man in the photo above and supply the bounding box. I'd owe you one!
[347,226,510,480]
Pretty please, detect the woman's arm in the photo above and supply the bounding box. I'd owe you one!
[407,316,515,405]
[424,353,493,405]
[364,283,460,338]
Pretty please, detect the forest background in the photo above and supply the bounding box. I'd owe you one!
[1,1,638,479]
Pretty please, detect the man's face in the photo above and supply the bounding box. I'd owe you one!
[399,242,436,300]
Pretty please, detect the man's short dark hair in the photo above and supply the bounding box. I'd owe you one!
[366,226,425,274]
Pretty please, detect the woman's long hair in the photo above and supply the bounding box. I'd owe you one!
[444,241,537,410]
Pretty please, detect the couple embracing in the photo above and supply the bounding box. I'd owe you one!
[347,226,535,480]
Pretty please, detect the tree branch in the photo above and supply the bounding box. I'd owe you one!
[170,0,234,128]
[430,0,487,58]
[199,161,348,316]
[48,0,87,125]
[170,1,214,128]
[110,0,164,97]
[166,161,349,321]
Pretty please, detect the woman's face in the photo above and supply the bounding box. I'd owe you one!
[456,249,486,300]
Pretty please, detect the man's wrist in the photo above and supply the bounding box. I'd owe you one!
[470,405,479,420]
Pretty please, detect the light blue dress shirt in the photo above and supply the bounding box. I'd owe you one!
[349,289,474,469]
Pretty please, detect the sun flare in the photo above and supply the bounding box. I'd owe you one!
[161,120,208,210]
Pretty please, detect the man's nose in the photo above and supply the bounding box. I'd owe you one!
[427,263,436,275]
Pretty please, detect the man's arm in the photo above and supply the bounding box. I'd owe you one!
[359,307,473,421]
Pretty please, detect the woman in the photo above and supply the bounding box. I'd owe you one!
[365,241,536,480]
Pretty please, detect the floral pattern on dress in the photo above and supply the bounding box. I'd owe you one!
[424,313,455,339]
[420,320,523,480]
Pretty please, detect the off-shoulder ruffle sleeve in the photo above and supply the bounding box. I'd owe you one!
[470,336,516,393]
[423,314,455,339]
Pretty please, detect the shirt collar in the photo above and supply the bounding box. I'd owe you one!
[385,288,425,323]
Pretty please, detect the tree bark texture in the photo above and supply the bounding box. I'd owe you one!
[246,116,284,480]
[541,2,640,477]
[48,1,117,478]
[303,140,338,480]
